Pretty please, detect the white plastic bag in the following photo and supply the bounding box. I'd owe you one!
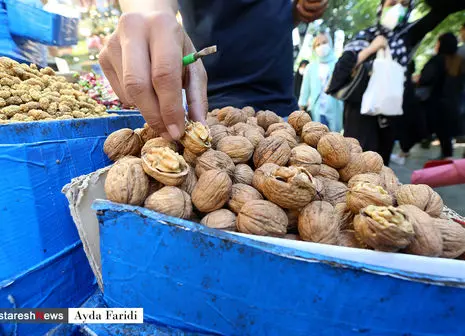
[361,47,405,117]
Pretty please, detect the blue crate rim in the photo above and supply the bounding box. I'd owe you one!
[93,200,465,287]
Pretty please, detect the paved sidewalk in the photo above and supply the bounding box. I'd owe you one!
[390,142,464,216]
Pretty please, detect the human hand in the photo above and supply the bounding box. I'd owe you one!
[294,0,328,23]
[99,12,208,140]
[369,36,388,53]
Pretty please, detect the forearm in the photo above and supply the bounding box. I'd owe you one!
[120,0,178,14]
[356,46,376,66]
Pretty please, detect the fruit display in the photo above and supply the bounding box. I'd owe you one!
[103,108,465,260]
[0,57,110,124]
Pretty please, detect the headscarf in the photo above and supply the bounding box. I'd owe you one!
[438,33,459,55]
[314,32,337,64]
[344,0,415,68]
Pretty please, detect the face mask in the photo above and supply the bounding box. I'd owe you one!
[315,43,331,58]
[380,4,407,30]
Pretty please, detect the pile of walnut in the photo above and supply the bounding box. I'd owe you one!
[103,107,465,260]
[0,57,108,124]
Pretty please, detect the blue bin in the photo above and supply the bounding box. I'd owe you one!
[4,0,79,46]
[0,115,144,281]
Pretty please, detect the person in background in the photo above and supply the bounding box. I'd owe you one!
[99,0,328,140]
[294,60,309,99]
[326,0,465,165]
[418,33,464,159]
[298,32,343,132]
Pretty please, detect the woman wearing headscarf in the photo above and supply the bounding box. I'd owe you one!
[418,33,464,159]
[326,0,465,165]
[298,33,343,132]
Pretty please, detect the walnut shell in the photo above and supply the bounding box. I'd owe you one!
[192,170,232,212]
[354,205,415,252]
[252,163,280,192]
[398,204,443,257]
[348,173,381,189]
[298,201,339,245]
[317,133,350,169]
[201,209,237,231]
[317,164,340,181]
[179,165,198,195]
[142,147,188,186]
[289,144,322,176]
[286,209,300,232]
[207,116,220,127]
[223,109,248,127]
[229,122,253,136]
[262,166,316,209]
[242,106,256,118]
[301,122,329,147]
[233,164,254,185]
[210,124,229,148]
[104,158,149,205]
[288,111,312,135]
[396,184,444,217]
[321,178,348,206]
[379,166,400,195]
[195,149,235,178]
[148,178,164,195]
[434,218,465,259]
[253,136,291,168]
[104,128,143,161]
[141,137,177,156]
[217,106,240,122]
[312,176,326,201]
[256,110,281,131]
[228,184,263,213]
[237,200,288,237]
[265,123,297,138]
[347,182,393,214]
[243,128,265,148]
[338,230,365,248]
[269,130,298,148]
[339,151,384,182]
[335,203,355,230]
[345,137,363,154]
[180,121,212,155]
[183,148,198,166]
[139,123,158,143]
[217,136,255,164]
[144,186,192,219]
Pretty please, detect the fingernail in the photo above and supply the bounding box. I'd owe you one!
[161,132,172,140]
[167,124,181,140]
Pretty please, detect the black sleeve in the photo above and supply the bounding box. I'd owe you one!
[325,51,358,94]
[407,0,465,48]
[419,56,442,87]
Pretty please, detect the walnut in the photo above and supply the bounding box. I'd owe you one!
[287,111,312,135]
[298,201,339,245]
[201,209,237,231]
[253,136,291,168]
[301,122,329,147]
[396,184,443,217]
[262,166,316,209]
[209,124,229,148]
[217,136,255,164]
[268,130,298,148]
[192,170,232,212]
[141,137,177,156]
[139,123,158,143]
[195,149,235,178]
[317,133,350,169]
[379,166,400,195]
[339,151,384,182]
[348,173,381,189]
[144,186,193,219]
[180,121,212,155]
[182,148,198,166]
[320,178,348,206]
[345,137,363,154]
[104,158,150,206]
[228,184,263,214]
[242,106,256,118]
[237,200,288,237]
[179,165,198,195]
[338,230,366,248]
[434,218,465,259]
[335,203,355,230]
[317,164,340,181]
[142,147,188,186]
[256,110,281,131]
[347,182,393,214]
[265,122,297,138]
[104,128,143,161]
[233,164,254,185]
[289,144,322,176]
[243,128,265,148]
[252,163,280,193]
[354,205,415,252]
[398,205,443,257]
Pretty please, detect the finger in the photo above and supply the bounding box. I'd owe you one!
[301,0,328,12]
[148,13,185,140]
[185,61,208,124]
[119,13,167,136]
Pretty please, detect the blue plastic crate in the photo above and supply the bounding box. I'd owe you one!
[4,0,79,46]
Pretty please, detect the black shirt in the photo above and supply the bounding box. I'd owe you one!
[178,0,298,117]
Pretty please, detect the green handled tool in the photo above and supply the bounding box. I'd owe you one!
[182,45,217,66]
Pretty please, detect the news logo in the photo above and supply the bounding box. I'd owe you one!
[0,308,143,324]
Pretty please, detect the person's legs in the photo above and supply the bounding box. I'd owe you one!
[379,126,396,166]
[343,104,380,153]
[438,135,453,158]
